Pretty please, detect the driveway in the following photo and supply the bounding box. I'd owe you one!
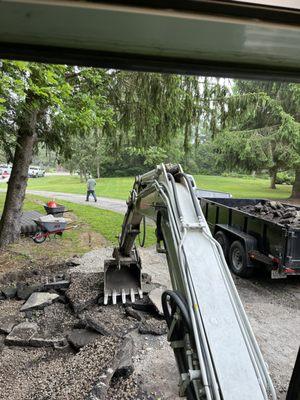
[0,189,127,214]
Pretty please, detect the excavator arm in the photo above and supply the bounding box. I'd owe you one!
[104,163,277,400]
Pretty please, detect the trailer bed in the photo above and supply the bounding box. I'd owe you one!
[199,197,300,278]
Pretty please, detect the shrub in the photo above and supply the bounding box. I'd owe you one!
[275,172,294,185]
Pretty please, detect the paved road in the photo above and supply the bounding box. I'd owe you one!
[0,188,127,214]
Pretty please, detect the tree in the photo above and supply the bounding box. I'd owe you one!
[101,72,230,172]
[214,81,300,190]
[64,71,206,176]
[64,129,107,180]
[0,61,113,246]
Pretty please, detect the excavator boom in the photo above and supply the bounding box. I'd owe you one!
[104,163,276,400]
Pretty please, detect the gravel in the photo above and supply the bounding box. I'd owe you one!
[0,246,298,399]
[106,374,163,400]
[24,337,121,400]
[81,305,139,337]
[31,302,78,335]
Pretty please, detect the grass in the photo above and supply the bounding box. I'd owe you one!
[0,194,42,213]
[193,175,292,200]
[37,196,157,247]
[26,175,133,200]
[25,173,293,200]
[0,193,156,248]
[0,193,156,278]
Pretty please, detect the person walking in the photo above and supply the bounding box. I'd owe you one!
[86,175,97,202]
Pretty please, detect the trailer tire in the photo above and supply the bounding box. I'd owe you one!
[214,231,229,259]
[229,241,254,278]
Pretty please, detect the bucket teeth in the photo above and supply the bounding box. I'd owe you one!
[104,292,109,305]
[103,288,141,305]
[122,289,126,304]
[130,288,135,303]
[112,289,117,305]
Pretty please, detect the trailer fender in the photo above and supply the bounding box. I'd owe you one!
[215,224,257,268]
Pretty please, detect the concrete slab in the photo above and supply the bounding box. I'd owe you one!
[20,292,59,311]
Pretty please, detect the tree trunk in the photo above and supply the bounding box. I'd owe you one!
[79,170,84,182]
[291,168,300,199]
[96,162,100,179]
[269,168,277,189]
[0,110,38,247]
[183,123,190,168]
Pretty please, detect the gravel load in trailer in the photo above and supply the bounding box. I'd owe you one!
[237,200,300,227]
[199,197,300,278]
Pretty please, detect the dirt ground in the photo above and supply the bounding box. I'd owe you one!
[134,248,300,400]
[0,244,299,399]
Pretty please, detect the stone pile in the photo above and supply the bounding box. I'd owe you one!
[0,266,168,399]
[237,200,300,226]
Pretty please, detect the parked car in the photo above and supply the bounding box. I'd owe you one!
[28,166,45,178]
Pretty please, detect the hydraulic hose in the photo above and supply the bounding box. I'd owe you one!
[162,289,192,332]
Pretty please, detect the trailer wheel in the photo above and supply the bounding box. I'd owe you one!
[229,241,254,278]
[214,231,229,259]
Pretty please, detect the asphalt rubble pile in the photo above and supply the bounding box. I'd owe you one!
[0,262,168,400]
[237,200,300,227]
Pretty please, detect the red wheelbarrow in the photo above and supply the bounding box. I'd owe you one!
[32,215,77,244]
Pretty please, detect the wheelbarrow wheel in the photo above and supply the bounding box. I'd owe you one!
[33,230,46,244]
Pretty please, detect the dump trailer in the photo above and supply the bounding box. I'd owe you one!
[104,163,277,400]
[200,198,300,278]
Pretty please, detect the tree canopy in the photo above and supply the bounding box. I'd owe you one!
[213,81,300,189]
[1,60,300,246]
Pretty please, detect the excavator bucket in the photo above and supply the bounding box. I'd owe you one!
[104,258,142,305]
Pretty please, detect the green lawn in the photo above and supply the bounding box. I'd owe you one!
[194,175,292,200]
[0,193,42,213]
[26,173,293,200]
[27,175,133,200]
[43,197,156,247]
[0,193,156,247]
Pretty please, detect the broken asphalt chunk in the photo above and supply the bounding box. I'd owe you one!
[44,280,70,291]
[0,315,22,334]
[1,286,17,299]
[67,328,100,350]
[20,292,59,312]
[139,318,168,336]
[82,306,139,338]
[66,272,103,314]
[17,282,44,300]
[5,322,38,346]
